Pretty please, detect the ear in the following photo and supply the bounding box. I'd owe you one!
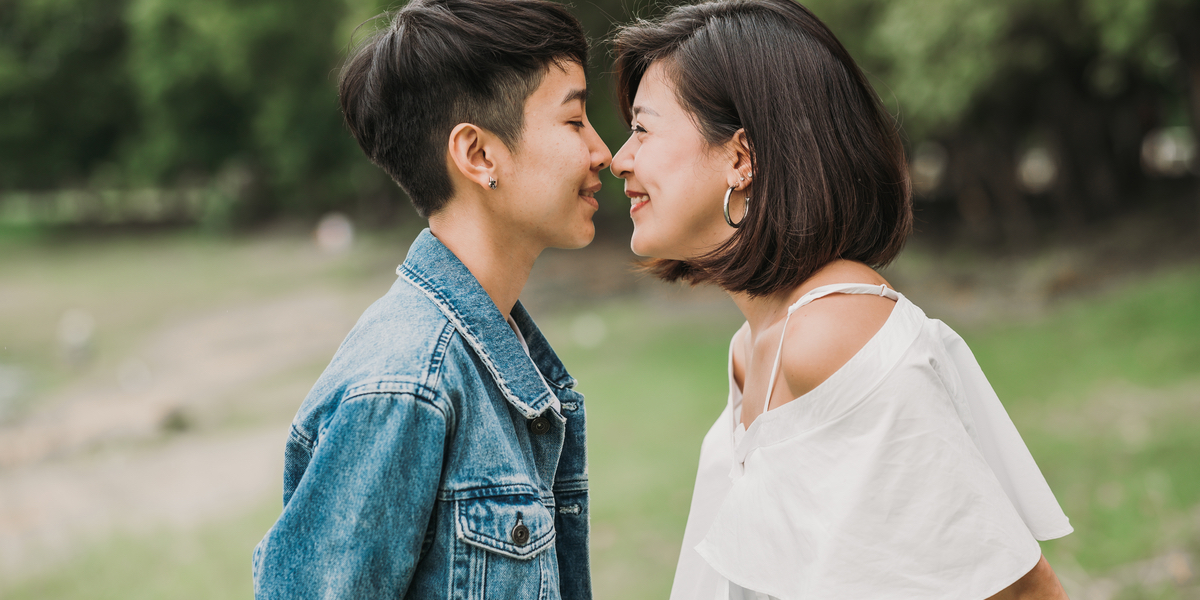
[447,123,501,191]
[725,129,754,190]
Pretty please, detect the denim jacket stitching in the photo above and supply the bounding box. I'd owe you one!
[339,323,460,435]
[551,479,589,494]
[286,423,314,455]
[399,265,557,419]
[454,496,557,560]
[437,483,542,502]
[398,265,527,410]
[423,321,456,392]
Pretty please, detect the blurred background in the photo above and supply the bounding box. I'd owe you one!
[1,0,1198,598]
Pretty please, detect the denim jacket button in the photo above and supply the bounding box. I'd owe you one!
[528,416,551,435]
[512,522,530,546]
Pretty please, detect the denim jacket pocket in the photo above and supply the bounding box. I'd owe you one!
[455,492,555,560]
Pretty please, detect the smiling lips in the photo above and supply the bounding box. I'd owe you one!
[579,182,601,210]
[627,191,649,214]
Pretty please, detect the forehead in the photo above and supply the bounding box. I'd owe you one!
[633,61,683,118]
[525,60,587,114]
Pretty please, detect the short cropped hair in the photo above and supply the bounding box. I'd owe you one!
[339,0,588,217]
[614,0,912,297]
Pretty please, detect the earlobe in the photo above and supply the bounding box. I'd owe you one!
[447,123,498,191]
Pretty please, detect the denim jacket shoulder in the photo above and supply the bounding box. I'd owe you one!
[253,229,590,600]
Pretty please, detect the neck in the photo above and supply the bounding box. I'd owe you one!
[428,200,541,317]
[729,289,796,338]
[728,258,886,338]
[727,260,831,336]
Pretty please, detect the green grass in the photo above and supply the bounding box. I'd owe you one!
[959,268,1200,573]
[545,305,743,600]
[967,267,1200,406]
[2,231,1198,598]
[0,226,416,420]
[2,502,282,600]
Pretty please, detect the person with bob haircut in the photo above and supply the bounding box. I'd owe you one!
[610,1,1073,598]
[251,0,610,597]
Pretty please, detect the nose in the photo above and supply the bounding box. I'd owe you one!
[586,120,613,172]
[610,134,636,179]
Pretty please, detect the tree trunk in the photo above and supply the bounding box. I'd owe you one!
[979,142,1036,248]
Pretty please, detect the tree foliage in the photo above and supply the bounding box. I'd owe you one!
[795,0,1200,243]
[1,0,1197,235]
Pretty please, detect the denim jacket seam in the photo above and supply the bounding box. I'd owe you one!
[288,421,314,449]
[399,264,573,394]
[418,320,454,389]
[339,380,451,431]
[552,480,589,495]
[436,483,542,502]
[398,265,533,413]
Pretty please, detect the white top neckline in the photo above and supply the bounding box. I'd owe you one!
[729,283,911,475]
[670,289,1072,600]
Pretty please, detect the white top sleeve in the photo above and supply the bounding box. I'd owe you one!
[935,321,1074,540]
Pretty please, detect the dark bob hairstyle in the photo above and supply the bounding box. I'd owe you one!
[339,0,587,217]
[614,0,912,297]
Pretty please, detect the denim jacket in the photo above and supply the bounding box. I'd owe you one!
[252,229,590,600]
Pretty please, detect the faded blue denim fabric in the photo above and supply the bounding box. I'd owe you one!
[252,229,590,600]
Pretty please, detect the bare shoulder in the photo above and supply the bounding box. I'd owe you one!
[775,268,897,404]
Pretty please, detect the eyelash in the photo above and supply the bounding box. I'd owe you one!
[569,120,585,128]
[631,123,647,134]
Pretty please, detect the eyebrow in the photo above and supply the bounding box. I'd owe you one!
[631,105,659,117]
[561,88,589,105]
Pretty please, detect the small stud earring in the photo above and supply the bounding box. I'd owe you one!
[488,178,497,190]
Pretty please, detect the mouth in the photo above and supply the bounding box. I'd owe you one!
[627,191,649,214]
[579,183,601,210]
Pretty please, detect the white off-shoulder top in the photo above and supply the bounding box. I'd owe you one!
[669,283,1073,600]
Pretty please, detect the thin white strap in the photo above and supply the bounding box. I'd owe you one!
[761,313,792,412]
[761,283,898,412]
[788,283,898,313]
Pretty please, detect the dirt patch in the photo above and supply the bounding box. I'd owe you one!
[0,428,285,581]
[0,290,361,581]
[0,291,357,468]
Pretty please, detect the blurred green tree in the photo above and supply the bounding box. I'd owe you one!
[0,0,136,190]
[0,0,1197,235]
[797,0,1200,243]
[120,0,366,220]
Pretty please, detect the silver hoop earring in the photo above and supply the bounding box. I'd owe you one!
[488,178,497,190]
[724,186,749,228]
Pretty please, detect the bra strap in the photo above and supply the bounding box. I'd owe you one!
[761,283,898,412]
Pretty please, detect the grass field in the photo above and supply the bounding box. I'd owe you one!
[1,226,1197,599]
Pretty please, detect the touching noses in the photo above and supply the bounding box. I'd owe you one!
[587,122,613,172]
[610,135,636,179]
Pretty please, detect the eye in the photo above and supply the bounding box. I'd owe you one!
[630,123,647,134]
[568,120,585,129]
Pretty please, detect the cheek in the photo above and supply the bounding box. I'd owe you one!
[548,136,591,186]
[635,154,730,256]
[647,150,717,218]
[521,143,575,193]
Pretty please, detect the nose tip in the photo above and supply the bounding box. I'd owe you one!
[610,141,630,178]
[597,139,613,165]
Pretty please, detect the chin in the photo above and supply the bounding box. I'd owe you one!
[631,237,687,260]
[629,229,661,258]
[555,222,595,250]
[572,228,596,249]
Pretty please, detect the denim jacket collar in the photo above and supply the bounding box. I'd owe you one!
[397,229,575,418]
